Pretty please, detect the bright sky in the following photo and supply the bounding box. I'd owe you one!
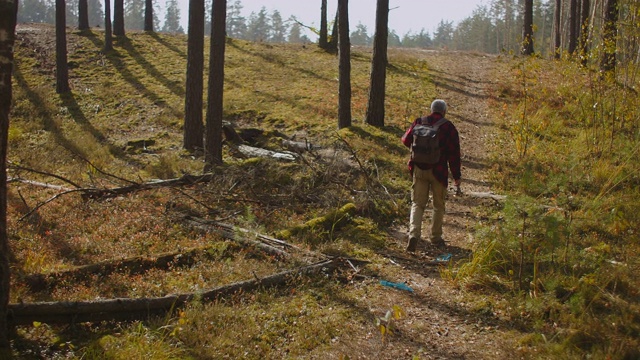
[175,0,486,37]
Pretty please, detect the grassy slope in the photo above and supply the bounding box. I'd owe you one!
[9,26,437,359]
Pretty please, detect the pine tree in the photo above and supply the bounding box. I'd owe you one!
[162,0,183,33]
[184,0,205,151]
[78,0,89,29]
[350,23,370,45]
[18,0,54,23]
[522,0,535,55]
[433,20,454,48]
[113,0,125,35]
[270,10,287,43]
[56,0,70,93]
[288,19,310,44]
[87,0,103,27]
[337,0,351,129]
[319,0,328,48]
[246,7,269,42]
[0,0,18,350]
[124,0,144,30]
[364,0,389,127]
[600,0,619,71]
[205,0,227,168]
[226,0,246,38]
[144,0,153,31]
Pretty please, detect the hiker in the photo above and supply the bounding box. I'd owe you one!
[401,99,461,252]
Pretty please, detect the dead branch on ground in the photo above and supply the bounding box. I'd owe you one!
[8,259,342,325]
[174,212,318,261]
[81,173,216,200]
[8,163,82,189]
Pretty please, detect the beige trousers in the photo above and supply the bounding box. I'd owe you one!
[409,167,446,241]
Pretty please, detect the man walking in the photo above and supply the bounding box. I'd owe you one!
[401,99,461,252]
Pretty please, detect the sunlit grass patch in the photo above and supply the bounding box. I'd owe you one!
[455,53,640,358]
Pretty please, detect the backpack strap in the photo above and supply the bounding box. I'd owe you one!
[432,117,448,129]
[419,116,449,128]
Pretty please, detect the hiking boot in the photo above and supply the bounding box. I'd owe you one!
[430,237,446,248]
[406,237,419,252]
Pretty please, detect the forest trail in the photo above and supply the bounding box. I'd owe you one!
[368,51,521,359]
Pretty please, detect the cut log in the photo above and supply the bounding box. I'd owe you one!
[237,145,298,161]
[8,259,340,325]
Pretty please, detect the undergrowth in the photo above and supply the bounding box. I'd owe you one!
[447,55,640,359]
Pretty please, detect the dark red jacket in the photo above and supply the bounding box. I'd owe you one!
[401,113,461,187]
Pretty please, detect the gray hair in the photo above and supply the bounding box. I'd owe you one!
[431,99,447,115]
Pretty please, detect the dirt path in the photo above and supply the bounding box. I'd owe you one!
[366,51,518,359]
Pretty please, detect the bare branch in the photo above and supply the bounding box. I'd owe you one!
[8,163,82,188]
[19,189,87,221]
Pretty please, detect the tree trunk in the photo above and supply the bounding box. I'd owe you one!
[144,0,153,31]
[364,0,388,127]
[113,0,125,36]
[522,0,535,55]
[327,9,338,53]
[554,0,562,58]
[0,0,18,350]
[78,0,89,30]
[579,0,590,64]
[600,0,618,72]
[56,0,70,93]
[204,0,227,169]
[319,0,328,49]
[337,0,351,129]
[104,0,113,51]
[184,0,205,151]
[568,0,578,54]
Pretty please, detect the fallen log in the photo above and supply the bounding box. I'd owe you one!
[176,214,300,260]
[7,178,73,192]
[21,243,245,292]
[237,144,298,161]
[281,139,317,152]
[8,259,340,325]
[465,191,507,202]
[80,173,215,200]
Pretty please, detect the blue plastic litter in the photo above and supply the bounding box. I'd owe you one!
[380,280,414,292]
[436,253,452,262]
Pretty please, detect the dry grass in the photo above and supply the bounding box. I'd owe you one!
[7,25,433,358]
[9,24,638,359]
